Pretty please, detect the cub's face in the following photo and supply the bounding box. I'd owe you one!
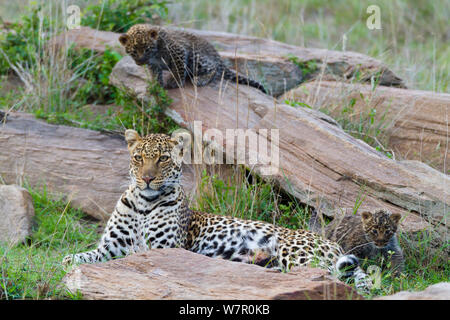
[124,130,181,191]
[361,209,401,248]
[119,24,159,66]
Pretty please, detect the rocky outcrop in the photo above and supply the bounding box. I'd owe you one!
[51,26,405,96]
[63,248,363,300]
[0,112,199,221]
[377,282,450,300]
[282,81,450,171]
[110,55,449,237]
[0,185,35,245]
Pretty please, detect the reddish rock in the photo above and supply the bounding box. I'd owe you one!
[282,81,450,171]
[0,184,35,245]
[63,248,363,300]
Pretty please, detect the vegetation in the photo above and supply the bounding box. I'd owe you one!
[0,0,176,136]
[0,0,447,300]
[170,0,449,93]
[0,186,100,299]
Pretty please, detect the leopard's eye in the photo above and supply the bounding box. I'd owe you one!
[134,154,142,162]
[159,155,169,162]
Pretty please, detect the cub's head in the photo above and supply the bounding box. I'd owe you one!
[124,129,181,191]
[119,24,160,66]
[361,209,401,248]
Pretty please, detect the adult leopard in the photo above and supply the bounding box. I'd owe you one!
[63,130,371,292]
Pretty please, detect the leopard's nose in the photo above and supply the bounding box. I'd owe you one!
[142,176,155,184]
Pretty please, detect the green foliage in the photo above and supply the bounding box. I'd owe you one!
[68,47,123,105]
[287,55,319,80]
[112,80,179,135]
[82,0,169,32]
[33,78,179,136]
[0,5,50,75]
[0,186,100,299]
[284,99,312,109]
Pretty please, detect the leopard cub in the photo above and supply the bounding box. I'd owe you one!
[309,208,404,275]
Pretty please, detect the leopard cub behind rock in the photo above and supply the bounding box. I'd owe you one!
[309,208,404,276]
[118,24,267,93]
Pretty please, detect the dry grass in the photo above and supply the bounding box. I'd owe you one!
[168,0,449,93]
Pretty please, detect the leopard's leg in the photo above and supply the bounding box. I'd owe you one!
[164,48,188,89]
[194,71,216,87]
[149,63,164,86]
[62,194,147,266]
[191,53,217,87]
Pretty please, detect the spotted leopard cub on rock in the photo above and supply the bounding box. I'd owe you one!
[118,24,267,93]
[63,130,371,292]
[309,208,404,276]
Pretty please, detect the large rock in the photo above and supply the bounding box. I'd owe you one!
[282,81,450,172]
[377,282,450,300]
[110,55,449,237]
[0,112,198,221]
[0,184,35,245]
[63,248,363,300]
[50,26,404,96]
[186,27,405,90]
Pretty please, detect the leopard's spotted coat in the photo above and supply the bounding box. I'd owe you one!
[118,24,267,94]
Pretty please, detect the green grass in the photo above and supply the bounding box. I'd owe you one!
[0,186,101,300]
[194,168,310,230]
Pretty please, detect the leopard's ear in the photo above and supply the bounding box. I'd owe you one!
[361,211,372,222]
[390,213,402,224]
[119,34,129,46]
[124,129,142,152]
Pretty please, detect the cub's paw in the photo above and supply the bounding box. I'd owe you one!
[62,254,75,266]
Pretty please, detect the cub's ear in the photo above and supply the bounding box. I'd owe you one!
[149,29,158,39]
[390,213,402,224]
[124,129,141,152]
[119,34,129,46]
[361,211,372,222]
[168,137,182,148]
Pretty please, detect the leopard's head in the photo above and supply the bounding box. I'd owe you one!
[118,24,160,66]
[361,209,401,248]
[124,129,181,192]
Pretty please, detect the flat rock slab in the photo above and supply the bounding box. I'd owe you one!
[63,248,363,300]
[51,26,404,96]
[0,113,197,221]
[0,184,35,245]
[282,81,450,172]
[110,56,449,236]
[376,282,450,300]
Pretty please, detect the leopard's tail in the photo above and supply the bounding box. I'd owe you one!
[335,254,372,293]
[220,67,267,94]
